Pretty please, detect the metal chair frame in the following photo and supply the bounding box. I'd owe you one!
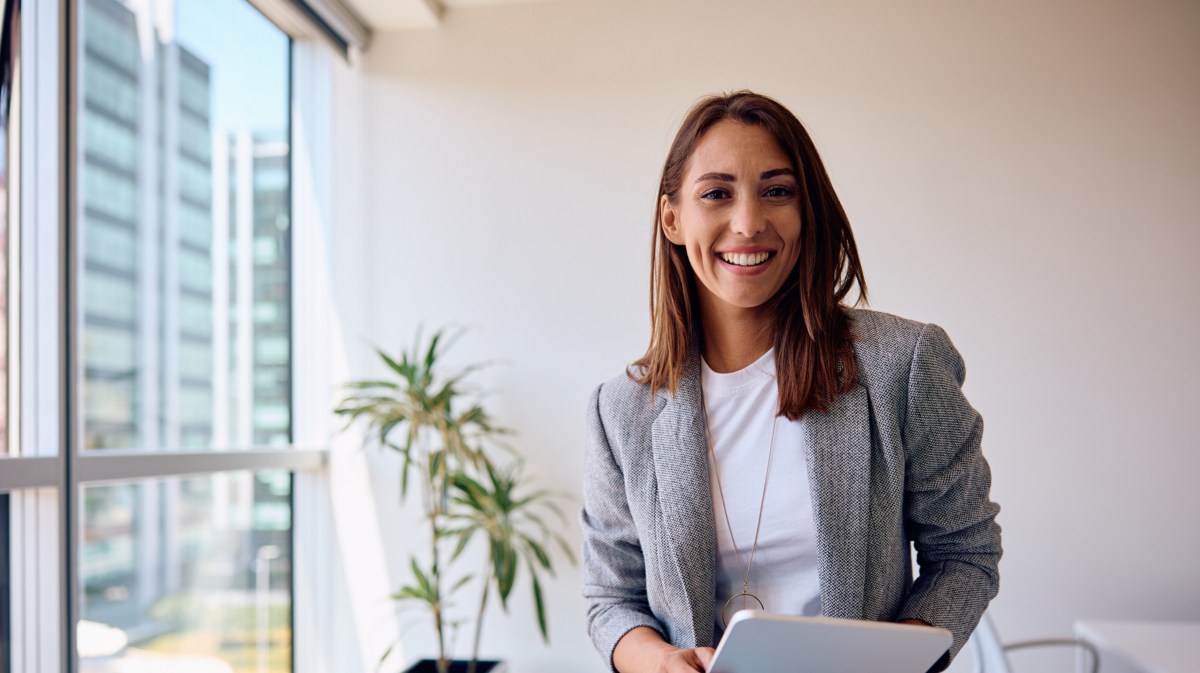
[973,614,1100,673]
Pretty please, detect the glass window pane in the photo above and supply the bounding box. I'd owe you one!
[77,0,291,452]
[79,471,292,672]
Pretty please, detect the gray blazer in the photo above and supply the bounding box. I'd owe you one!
[580,308,1001,672]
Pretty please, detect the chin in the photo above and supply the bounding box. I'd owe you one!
[724,295,777,311]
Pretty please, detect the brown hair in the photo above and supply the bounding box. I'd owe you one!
[631,91,867,420]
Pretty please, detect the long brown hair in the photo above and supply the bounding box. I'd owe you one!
[631,91,867,420]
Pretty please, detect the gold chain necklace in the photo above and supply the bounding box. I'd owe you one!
[703,403,779,628]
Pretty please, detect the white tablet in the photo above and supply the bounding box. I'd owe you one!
[708,610,953,673]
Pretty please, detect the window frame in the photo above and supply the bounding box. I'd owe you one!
[5,2,69,670]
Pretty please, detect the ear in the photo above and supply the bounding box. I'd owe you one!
[660,195,684,245]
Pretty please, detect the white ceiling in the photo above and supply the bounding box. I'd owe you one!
[344,0,582,31]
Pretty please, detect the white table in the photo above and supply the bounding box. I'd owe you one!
[1074,620,1200,673]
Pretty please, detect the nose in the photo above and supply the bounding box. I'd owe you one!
[730,197,767,238]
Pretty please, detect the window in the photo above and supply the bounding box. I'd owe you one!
[79,472,292,671]
[2,0,356,669]
[78,0,291,455]
[74,0,297,669]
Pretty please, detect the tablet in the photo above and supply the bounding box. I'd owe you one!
[708,610,952,673]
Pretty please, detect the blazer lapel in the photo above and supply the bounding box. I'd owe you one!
[804,383,871,620]
[651,349,717,647]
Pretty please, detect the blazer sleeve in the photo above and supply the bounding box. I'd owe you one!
[580,384,668,671]
[896,323,1002,670]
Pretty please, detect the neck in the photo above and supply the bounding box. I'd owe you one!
[698,293,775,373]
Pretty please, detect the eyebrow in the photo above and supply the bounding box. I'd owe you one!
[695,168,796,183]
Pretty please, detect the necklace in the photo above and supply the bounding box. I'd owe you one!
[703,403,778,628]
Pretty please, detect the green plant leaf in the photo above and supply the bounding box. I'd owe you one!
[400,450,412,498]
[378,418,401,448]
[450,528,474,562]
[429,450,444,485]
[423,331,442,377]
[524,538,552,571]
[392,584,433,604]
[377,641,398,673]
[376,347,413,381]
[530,566,548,642]
[554,535,577,565]
[332,402,371,417]
[411,559,434,599]
[538,498,570,525]
[497,543,518,605]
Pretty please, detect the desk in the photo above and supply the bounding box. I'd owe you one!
[1074,620,1200,673]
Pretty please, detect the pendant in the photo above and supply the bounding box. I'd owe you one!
[721,591,765,628]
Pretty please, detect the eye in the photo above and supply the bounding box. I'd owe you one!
[763,186,794,198]
[701,188,731,200]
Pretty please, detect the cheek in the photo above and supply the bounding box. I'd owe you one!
[683,244,711,275]
[782,219,803,256]
[782,242,803,272]
[675,217,717,266]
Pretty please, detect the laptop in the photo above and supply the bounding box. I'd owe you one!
[707,610,953,673]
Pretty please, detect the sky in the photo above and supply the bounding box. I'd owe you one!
[175,0,289,140]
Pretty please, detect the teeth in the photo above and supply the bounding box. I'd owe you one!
[720,252,770,266]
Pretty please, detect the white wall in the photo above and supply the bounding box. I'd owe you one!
[352,1,1200,670]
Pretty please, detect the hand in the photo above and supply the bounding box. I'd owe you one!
[614,627,715,673]
[900,619,933,627]
[654,647,715,673]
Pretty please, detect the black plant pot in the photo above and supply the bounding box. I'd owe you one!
[401,660,507,673]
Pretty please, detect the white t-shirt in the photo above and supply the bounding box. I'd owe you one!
[702,348,822,638]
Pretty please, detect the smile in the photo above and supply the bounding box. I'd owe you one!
[718,251,772,267]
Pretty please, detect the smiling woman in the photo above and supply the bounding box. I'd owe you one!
[580,91,1002,673]
[634,94,866,420]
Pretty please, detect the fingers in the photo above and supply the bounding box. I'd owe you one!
[658,647,716,672]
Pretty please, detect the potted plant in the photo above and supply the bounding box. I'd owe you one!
[335,329,574,673]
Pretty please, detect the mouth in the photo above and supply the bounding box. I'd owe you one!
[717,251,774,267]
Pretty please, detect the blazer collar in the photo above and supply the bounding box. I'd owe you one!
[651,345,871,647]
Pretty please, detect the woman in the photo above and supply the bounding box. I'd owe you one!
[580,91,1001,673]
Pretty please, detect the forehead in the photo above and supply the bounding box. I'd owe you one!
[685,119,791,177]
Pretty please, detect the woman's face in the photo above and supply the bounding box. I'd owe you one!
[661,119,802,319]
